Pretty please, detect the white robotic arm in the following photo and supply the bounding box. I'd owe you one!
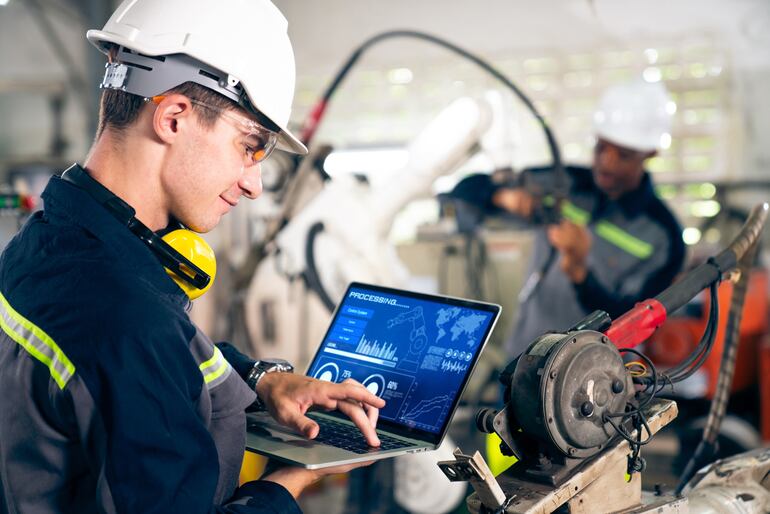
[244,97,492,368]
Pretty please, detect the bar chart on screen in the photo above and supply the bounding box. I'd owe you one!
[356,335,397,361]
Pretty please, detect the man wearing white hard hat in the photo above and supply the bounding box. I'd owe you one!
[492,80,685,357]
[0,0,383,512]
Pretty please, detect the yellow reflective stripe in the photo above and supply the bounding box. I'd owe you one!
[595,221,653,260]
[198,345,221,371]
[205,361,229,384]
[560,201,590,225]
[0,291,75,390]
[199,345,229,385]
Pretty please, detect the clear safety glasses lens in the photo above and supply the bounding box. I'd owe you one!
[240,127,278,164]
[148,95,279,164]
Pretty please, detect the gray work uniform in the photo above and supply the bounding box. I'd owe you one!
[507,166,685,357]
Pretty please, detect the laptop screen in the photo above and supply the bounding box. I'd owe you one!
[306,282,499,445]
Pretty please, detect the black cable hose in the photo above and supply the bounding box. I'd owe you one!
[602,347,658,479]
[601,204,768,493]
[675,237,760,495]
[302,222,337,312]
[667,283,717,377]
[605,281,717,480]
[606,348,658,418]
[605,410,653,447]
[666,282,719,383]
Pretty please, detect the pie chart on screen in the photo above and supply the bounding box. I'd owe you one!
[314,363,340,382]
[362,374,386,397]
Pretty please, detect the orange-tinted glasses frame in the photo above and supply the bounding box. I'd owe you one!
[147,95,278,164]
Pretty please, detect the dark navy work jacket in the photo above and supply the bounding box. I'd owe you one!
[0,174,301,513]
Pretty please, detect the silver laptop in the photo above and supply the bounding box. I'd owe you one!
[246,282,501,469]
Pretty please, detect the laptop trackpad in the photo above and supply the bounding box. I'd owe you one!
[246,413,318,445]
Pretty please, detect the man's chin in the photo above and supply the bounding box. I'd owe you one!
[594,175,619,194]
[181,218,217,234]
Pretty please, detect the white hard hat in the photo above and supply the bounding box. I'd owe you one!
[592,80,673,153]
[87,0,307,155]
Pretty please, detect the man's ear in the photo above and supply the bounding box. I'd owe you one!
[151,94,195,144]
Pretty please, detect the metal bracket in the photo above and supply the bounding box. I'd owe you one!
[438,448,512,512]
[491,405,522,459]
[101,62,129,90]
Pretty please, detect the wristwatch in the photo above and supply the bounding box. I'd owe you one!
[247,358,294,411]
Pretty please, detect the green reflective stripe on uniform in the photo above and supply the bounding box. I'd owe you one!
[199,345,229,385]
[595,221,653,259]
[560,201,590,225]
[0,291,75,389]
[557,202,652,259]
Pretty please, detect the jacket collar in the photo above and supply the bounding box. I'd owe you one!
[41,165,186,302]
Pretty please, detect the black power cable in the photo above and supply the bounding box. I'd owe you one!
[675,239,760,495]
[667,282,720,384]
[302,222,336,312]
[601,281,719,481]
[602,347,659,479]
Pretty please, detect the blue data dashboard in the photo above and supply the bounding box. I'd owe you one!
[307,287,495,434]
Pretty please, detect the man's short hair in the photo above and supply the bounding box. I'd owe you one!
[97,81,237,138]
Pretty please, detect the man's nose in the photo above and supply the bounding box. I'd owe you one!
[238,163,263,199]
[596,145,619,169]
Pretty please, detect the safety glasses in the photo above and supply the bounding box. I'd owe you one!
[148,95,278,164]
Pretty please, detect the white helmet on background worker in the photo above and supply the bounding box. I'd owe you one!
[592,80,673,153]
[86,0,307,155]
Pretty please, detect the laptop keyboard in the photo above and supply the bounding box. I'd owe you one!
[308,414,415,454]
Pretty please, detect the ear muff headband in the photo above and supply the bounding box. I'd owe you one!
[60,164,213,298]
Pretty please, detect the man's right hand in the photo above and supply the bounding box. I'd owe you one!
[255,373,385,446]
[492,188,535,217]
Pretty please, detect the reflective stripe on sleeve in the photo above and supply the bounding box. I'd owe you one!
[594,221,654,260]
[561,201,591,225]
[0,291,75,389]
[560,201,653,260]
[198,345,230,387]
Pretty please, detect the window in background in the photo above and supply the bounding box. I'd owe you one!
[290,37,733,245]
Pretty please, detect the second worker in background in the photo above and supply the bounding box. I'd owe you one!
[490,80,686,357]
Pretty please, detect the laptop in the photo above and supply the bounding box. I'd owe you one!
[245,282,501,469]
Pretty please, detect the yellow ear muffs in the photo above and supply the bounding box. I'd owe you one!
[161,229,217,300]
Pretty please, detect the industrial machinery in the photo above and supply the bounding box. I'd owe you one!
[439,203,770,513]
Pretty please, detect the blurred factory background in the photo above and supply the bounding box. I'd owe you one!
[2,1,770,513]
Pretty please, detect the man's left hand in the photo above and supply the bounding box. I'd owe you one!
[256,373,385,447]
[547,220,592,283]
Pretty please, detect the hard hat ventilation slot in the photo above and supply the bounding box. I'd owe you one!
[121,47,165,63]
[198,69,221,82]
[142,54,167,63]
[125,61,152,72]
